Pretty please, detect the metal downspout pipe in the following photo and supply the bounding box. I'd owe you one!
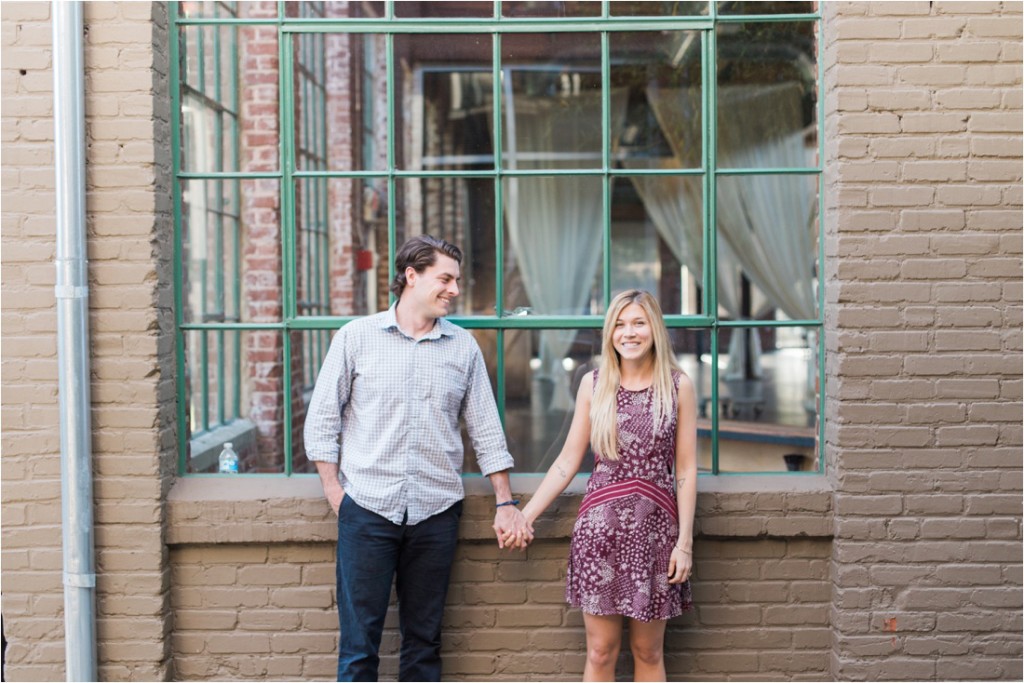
[52,2,98,680]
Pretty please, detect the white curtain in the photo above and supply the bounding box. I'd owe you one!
[502,87,628,410]
[645,83,816,380]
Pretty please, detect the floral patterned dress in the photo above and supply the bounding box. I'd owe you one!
[565,369,693,622]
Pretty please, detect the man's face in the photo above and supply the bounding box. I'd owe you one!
[403,253,461,319]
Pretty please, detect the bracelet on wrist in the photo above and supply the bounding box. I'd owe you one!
[674,544,692,554]
[496,499,520,508]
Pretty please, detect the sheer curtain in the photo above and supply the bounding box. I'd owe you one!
[502,87,628,410]
[645,83,816,380]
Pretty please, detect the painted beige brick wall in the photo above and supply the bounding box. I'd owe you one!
[165,492,833,681]
[824,2,1023,680]
[1,2,175,680]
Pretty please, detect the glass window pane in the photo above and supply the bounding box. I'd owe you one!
[395,178,497,316]
[181,178,282,325]
[396,1,493,18]
[613,31,703,169]
[179,22,282,174]
[716,174,819,321]
[611,1,710,16]
[500,34,605,171]
[178,2,271,20]
[294,178,377,318]
[294,31,330,173]
[504,328,601,473]
[716,21,817,168]
[185,329,286,474]
[393,34,494,171]
[312,1,384,18]
[502,175,604,316]
[670,328,713,472]
[716,1,815,15]
[304,33,388,171]
[714,326,818,473]
[179,25,241,174]
[611,175,703,316]
[501,1,601,18]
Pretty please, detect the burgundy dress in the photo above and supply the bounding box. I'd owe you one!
[565,369,693,621]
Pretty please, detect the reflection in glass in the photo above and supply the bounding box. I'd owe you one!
[396,1,493,17]
[181,179,282,325]
[394,34,493,170]
[503,175,604,318]
[502,1,601,17]
[295,178,376,318]
[185,329,286,474]
[395,178,497,315]
[500,34,606,170]
[716,174,818,322]
[504,328,601,473]
[612,31,702,169]
[713,326,818,473]
[180,20,283,174]
[611,176,703,316]
[178,1,269,20]
[716,1,815,15]
[670,329,713,471]
[290,32,387,171]
[716,21,817,166]
[611,1,710,16]
[179,24,241,174]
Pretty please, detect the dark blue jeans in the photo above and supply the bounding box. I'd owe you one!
[335,495,462,682]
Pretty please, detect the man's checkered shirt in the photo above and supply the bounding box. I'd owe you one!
[304,306,514,525]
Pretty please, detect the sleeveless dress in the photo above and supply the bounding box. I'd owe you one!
[565,369,694,622]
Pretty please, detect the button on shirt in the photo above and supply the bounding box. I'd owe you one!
[304,306,514,525]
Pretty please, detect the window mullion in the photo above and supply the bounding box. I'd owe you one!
[280,23,296,475]
[705,21,719,475]
[601,29,611,311]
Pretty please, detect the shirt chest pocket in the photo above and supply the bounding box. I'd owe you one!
[427,362,469,414]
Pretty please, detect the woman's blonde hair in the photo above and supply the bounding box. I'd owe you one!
[590,290,680,461]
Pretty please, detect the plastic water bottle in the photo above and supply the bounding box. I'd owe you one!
[218,442,239,474]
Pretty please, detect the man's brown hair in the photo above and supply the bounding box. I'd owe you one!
[390,234,463,299]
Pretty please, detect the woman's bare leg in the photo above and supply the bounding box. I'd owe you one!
[628,618,668,682]
[583,613,624,682]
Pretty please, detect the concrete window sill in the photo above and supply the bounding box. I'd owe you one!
[167,475,833,545]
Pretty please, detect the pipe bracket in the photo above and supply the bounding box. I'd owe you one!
[54,285,89,300]
[63,572,96,588]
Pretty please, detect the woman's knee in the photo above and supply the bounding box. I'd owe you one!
[586,639,620,668]
[629,637,664,667]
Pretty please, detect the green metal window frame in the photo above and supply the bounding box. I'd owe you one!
[171,1,825,477]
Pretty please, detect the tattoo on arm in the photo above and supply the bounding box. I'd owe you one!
[676,476,686,487]
[556,464,567,479]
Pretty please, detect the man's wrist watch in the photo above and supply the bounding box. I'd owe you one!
[495,499,520,508]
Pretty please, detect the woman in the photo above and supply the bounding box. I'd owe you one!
[522,290,697,682]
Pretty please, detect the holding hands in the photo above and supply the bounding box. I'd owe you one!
[493,503,534,550]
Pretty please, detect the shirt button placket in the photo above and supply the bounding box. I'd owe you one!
[408,339,427,523]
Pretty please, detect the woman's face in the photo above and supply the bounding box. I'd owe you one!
[612,303,654,363]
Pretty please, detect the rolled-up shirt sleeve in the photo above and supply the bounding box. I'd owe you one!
[303,327,352,463]
[462,346,514,476]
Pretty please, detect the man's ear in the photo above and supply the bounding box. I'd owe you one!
[404,265,418,287]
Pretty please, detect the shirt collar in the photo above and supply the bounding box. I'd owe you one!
[380,303,455,340]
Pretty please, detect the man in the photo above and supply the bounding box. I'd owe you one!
[304,234,533,682]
